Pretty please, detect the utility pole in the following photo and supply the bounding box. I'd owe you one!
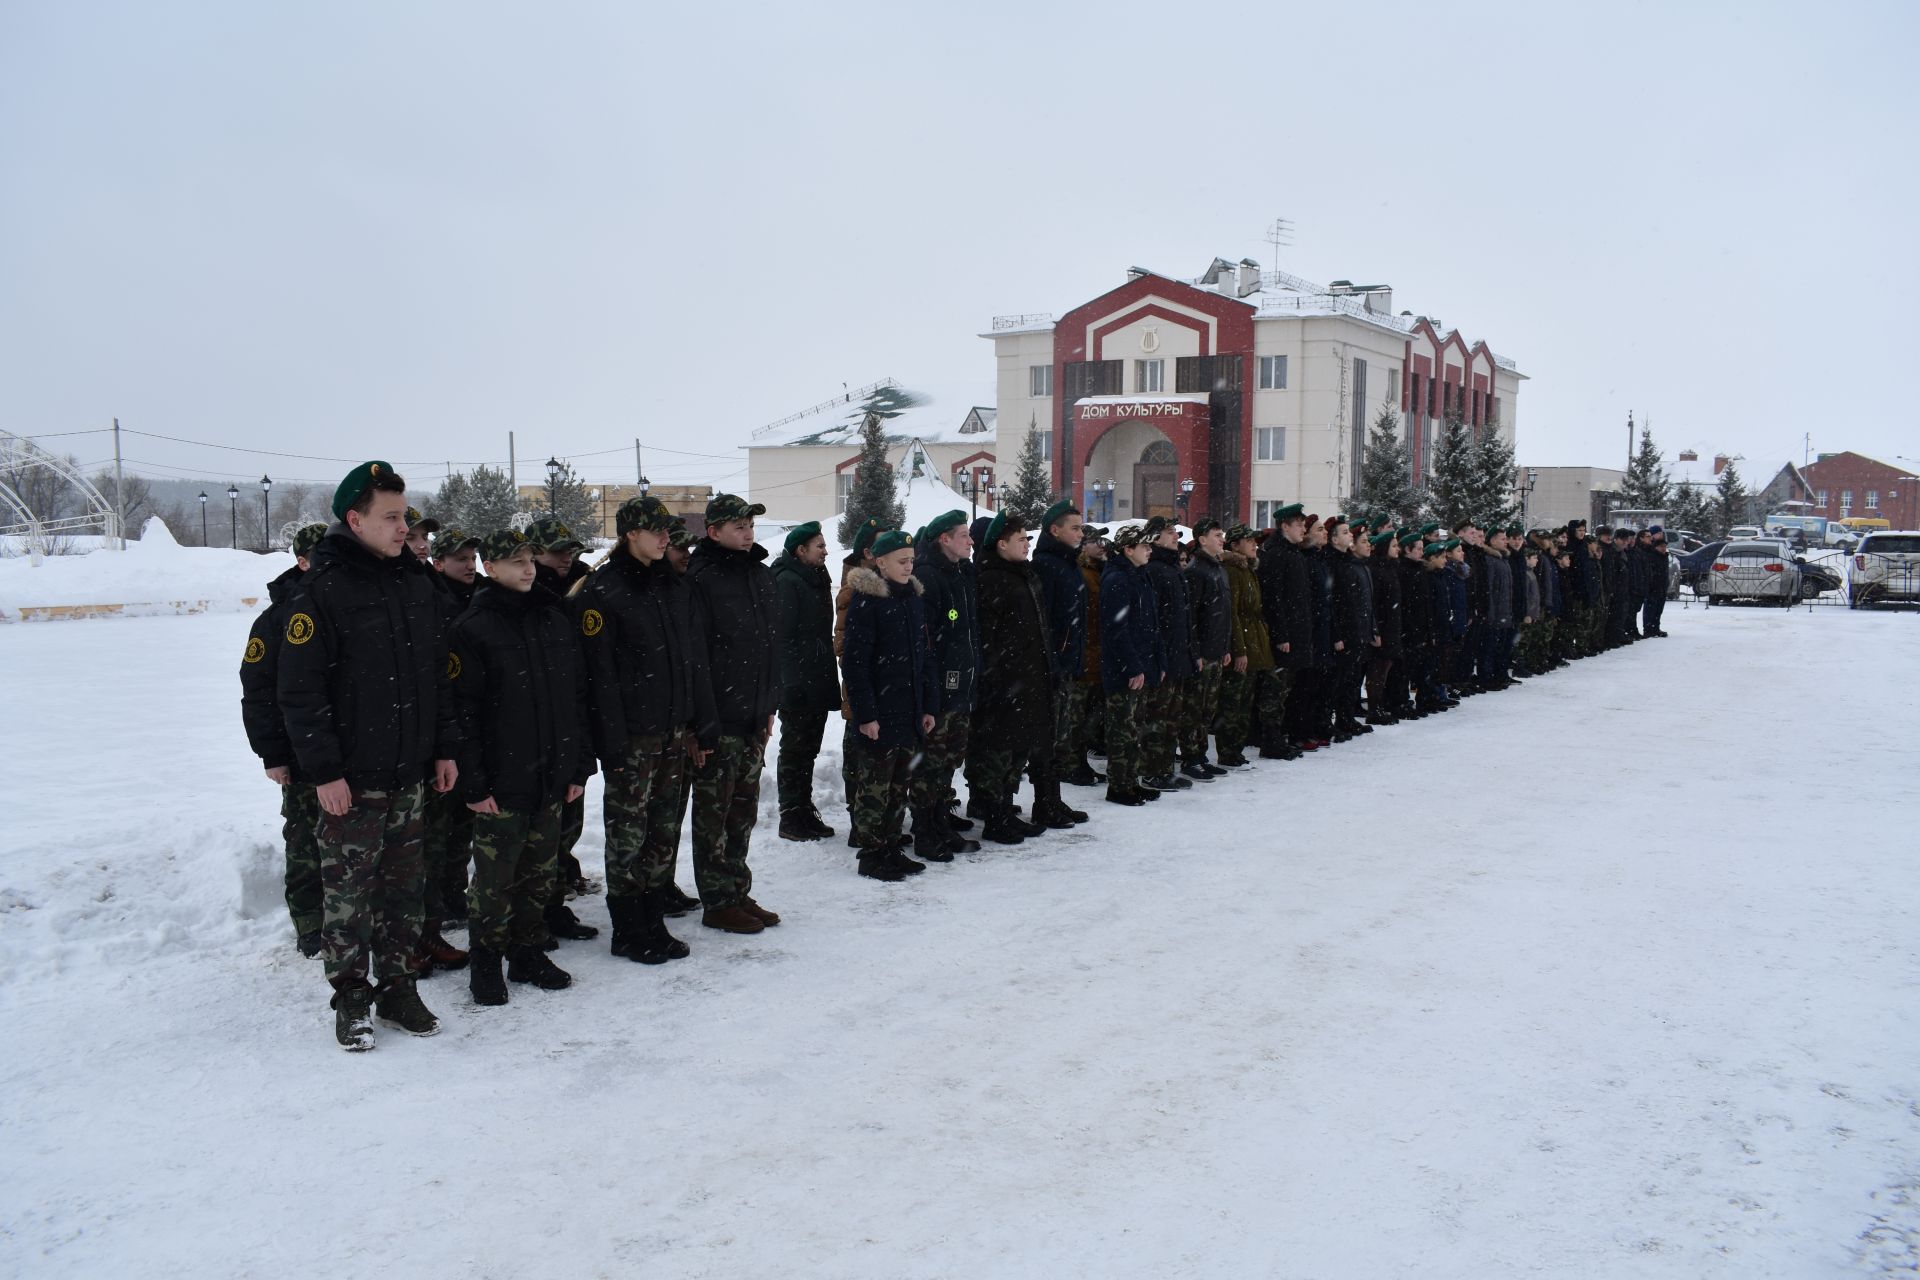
[635,438,643,486]
[1626,410,1634,473]
[112,416,126,548]
[508,431,517,493]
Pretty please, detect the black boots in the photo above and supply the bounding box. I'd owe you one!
[979,797,1027,845]
[508,944,572,990]
[1029,777,1088,829]
[469,947,508,1005]
[545,901,599,942]
[609,894,689,965]
[778,807,834,841]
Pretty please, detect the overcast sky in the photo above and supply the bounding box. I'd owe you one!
[4,0,1916,497]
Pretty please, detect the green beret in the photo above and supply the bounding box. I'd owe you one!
[1398,530,1423,547]
[1042,498,1081,530]
[429,526,479,558]
[480,528,533,563]
[912,524,929,546]
[525,516,583,553]
[782,520,823,553]
[1419,521,1441,536]
[617,495,675,536]
[984,510,1009,546]
[1225,523,1257,544]
[924,509,967,541]
[291,523,329,558]
[1506,524,1524,537]
[849,516,883,557]
[331,461,397,522]
[871,530,912,557]
[1371,513,1393,531]
[1368,531,1396,548]
[1191,516,1223,538]
[1273,502,1305,524]
[705,493,766,524]
[1423,540,1448,558]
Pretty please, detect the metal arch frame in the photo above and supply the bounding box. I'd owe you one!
[0,431,122,554]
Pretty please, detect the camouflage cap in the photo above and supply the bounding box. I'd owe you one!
[525,516,584,553]
[1225,523,1257,544]
[616,495,675,536]
[291,523,329,558]
[705,493,765,525]
[871,530,913,558]
[1141,515,1172,539]
[667,519,693,550]
[406,507,438,533]
[480,528,533,563]
[430,526,479,558]
[1111,524,1148,548]
[1191,516,1224,538]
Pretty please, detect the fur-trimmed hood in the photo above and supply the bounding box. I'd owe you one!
[846,565,926,598]
[1220,549,1251,571]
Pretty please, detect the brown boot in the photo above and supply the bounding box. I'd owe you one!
[422,923,469,971]
[741,897,781,927]
[701,902,765,934]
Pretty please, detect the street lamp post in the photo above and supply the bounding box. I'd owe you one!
[260,475,273,549]
[198,491,208,546]
[638,473,650,499]
[227,484,239,548]
[1102,477,1116,522]
[1517,467,1538,528]
[1175,476,1195,524]
[545,457,562,519]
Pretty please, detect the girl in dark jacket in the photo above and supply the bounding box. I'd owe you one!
[972,513,1057,843]
[841,531,938,881]
[1098,526,1163,805]
[1364,532,1403,724]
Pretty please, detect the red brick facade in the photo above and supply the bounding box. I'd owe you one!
[1799,452,1920,531]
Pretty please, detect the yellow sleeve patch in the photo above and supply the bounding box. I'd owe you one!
[286,613,315,645]
[581,608,604,638]
[244,636,266,664]
[447,652,463,680]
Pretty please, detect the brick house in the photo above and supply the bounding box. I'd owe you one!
[1800,452,1920,530]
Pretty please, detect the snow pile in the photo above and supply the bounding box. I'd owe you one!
[0,516,294,620]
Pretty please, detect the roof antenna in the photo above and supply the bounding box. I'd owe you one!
[1265,217,1294,266]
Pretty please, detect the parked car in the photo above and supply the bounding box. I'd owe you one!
[1849,532,1920,608]
[1729,525,1764,540]
[1705,541,1803,606]
[1672,540,1726,597]
[1794,559,1843,600]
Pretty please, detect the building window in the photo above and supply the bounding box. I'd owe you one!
[1258,354,1288,390]
[1841,489,1854,513]
[1254,500,1277,528]
[1384,367,1398,408]
[1029,365,1053,397]
[1255,427,1285,461]
[1490,396,1502,427]
[1037,432,1051,461]
[1135,359,1164,393]
[837,471,855,508]
[1816,489,1828,509]
[1867,489,1879,509]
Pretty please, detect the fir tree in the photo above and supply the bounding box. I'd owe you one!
[1426,408,1477,528]
[1669,484,1715,539]
[1619,422,1673,512]
[1469,417,1520,529]
[998,417,1057,527]
[1713,458,1752,537]
[434,464,520,536]
[1351,402,1422,523]
[836,411,906,547]
[519,459,600,537]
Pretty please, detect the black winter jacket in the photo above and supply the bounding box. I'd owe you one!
[277,526,458,791]
[1484,552,1514,629]
[1258,536,1314,669]
[1303,547,1335,669]
[840,568,938,751]
[572,545,710,761]
[449,580,594,810]
[1183,547,1231,665]
[240,564,304,775]
[1399,556,1433,650]
[975,547,1055,746]
[1368,554,1403,657]
[913,542,979,714]
[686,539,781,748]
[1145,545,1194,683]
[1099,556,1163,693]
[1031,529,1088,682]
[1330,551,1374,652]
[770,551,840,715]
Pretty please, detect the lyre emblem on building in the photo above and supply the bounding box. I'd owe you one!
[1140,326,1160,353]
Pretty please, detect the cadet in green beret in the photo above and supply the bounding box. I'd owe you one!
[1028,498,1091,828]
[1180,517,1233,777]
[771,520,838,842]
[909,509,981,858]
[278,461,456,1050]
[972,511,1059,842]
[239,522,333,958]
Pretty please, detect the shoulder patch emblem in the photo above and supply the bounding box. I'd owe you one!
[447,652,462,680]
[244,636,266,664]
[581,608,604,638]
[286,613,315,646]
[947,608,959,622]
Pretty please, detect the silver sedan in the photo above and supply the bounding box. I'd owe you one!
[1705,541,1803,606]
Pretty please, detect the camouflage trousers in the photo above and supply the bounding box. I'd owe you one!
[776,706,829,814]
[691,733,765,909]
[316,782,427,991]
[848,739,914,849]
[1215,666,1255,761]
[1042,675,1076,780]
[603,734,690,900]
[1251,668,1293,746]
[1140,680,1184,777]
[1103,688,1145,790]
[421,784,474,921]
[1069,681,1106,757]
[970,737,1029,809]
[1180,661,1225,764]
[549,790,585,908]
[909,709,969,822]
[468,799,562,953]
[280,784,324,938]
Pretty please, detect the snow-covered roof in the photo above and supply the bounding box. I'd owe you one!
[748,402,990,449]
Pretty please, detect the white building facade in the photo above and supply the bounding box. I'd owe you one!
[744,404,998,523]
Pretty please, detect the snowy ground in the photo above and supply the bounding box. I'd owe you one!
[3,603,1918,1278]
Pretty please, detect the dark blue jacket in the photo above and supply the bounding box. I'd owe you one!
[1031,528,1088,682]
[840,567,938,751]
[1444,564,1470,638]
[1303,547,1335,669]
[913,540,979,714]
[1144,544,1193,683]
[1100,557,1164,693]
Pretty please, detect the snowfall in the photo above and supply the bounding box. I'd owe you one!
[2,530,1918,1280]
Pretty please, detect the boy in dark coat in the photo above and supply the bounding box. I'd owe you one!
[1140,515,1195,789]
[1255,503,1312,757]
[240,521,329,956]
[1216,524,1274,766]
[1180,517,1232,777]
[420,526,481,956]
[841,531,939,880]
[449,530,592,1004]
[909,510,981,858]
[972,512,1056,844]
[524,516,599,931]
[771,520,839,842]
[1029,500,1090,827]
[1099,525,1163,806]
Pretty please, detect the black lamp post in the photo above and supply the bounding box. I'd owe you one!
[1175,476,1195,523]
[967,468,985,521]
[1517,467,1538,528]
[227,484,239,548]
[198,491,208,546]
[1101,477,1116,522]
[639,473,650,499]
[260,475,272,549]
[545,457,562,519]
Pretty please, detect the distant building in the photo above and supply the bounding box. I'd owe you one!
[984,258,1524,526]
[517,482,712,542]
[1519,466,1627,532]
[1800,452,1920,529]
[744,402,997,522]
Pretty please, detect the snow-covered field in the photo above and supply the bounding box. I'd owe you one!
[3,597,1918,1278]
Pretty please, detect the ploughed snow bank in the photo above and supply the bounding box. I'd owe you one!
[0,517,295,620]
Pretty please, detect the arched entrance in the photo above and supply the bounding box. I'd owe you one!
[1083,419,1179,523]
